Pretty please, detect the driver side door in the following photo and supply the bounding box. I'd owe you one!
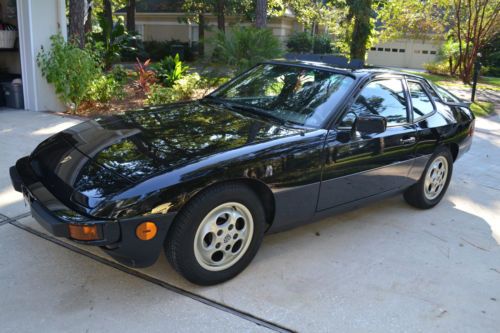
[317,78,417,211]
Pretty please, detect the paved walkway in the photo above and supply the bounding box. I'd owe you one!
[1,109,499,332]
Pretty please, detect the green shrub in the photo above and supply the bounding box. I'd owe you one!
[480,65,500,77]
[145,84,175,105]
[313,34,333,54]
[423,61,451,76]
[286,31,312,53]
[151,54,189,87]
[143,40,195,61]
[146,72,201,105]
[37,34,100,112]
[212,27,283,71]
[110,64,130,84]
[86,74,125,103]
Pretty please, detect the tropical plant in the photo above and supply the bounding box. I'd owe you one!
[88,16,141,69]
[37,34,100,112]
[212,27,283,71]
[151,54,189,87]
[134,58,156,92]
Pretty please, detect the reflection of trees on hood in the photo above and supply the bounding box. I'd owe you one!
[87,103,294,181]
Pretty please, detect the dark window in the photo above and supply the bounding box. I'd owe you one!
[430,50,437,55]
[385,48,391,52]
[399,49,405,53]
[408,81,434,119]
[349,79,408,125]
[377,47,383,51]
[414,50,420,54]
[392,48,398,52]
[370,47,376,51]
[422,50,429,54]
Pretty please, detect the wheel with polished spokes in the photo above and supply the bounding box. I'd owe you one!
[404,147,453,209]
[165,183,265,285]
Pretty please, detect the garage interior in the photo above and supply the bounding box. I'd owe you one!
[0,0,23,109]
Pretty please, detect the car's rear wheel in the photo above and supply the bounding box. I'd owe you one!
[165,183,266,285]
[404,147,453,209]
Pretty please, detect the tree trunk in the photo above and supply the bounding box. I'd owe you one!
[255,0,267,28]
[84,2,92,34]
[103,0,113,31]
[216,0,225,32]
[126,0,136,32]
[198,14,205,57]
[69,0,86,48]
[349,0,372,61]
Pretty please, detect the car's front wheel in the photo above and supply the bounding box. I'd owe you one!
[404,147,453,209]
[165,183,266,285]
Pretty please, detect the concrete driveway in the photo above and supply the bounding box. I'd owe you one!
[1,109,499,332]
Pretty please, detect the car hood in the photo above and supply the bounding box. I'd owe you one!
[32,101,308,210]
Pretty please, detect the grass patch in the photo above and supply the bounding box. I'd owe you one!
[470,101,495,117]
[403,71,500,91]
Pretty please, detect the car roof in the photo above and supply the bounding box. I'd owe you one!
[266,59,427,81]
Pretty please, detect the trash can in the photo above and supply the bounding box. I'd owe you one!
[0,84,5,107]
[1,81,24,109]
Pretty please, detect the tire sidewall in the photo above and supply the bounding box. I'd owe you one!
[171,185,266,285]
[419,148,453,207]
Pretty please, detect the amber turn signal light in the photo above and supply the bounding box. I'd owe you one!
[68,224,101,241]
[136,221,157,241]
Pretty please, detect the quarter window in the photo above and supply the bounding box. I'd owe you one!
[349,79,408,125]
[408,81,434,119]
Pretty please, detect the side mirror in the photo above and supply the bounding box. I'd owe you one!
[355,114,387,134]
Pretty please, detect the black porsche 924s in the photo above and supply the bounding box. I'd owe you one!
[10,60,474,285]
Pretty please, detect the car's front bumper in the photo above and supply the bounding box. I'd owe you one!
[10,156,176,268]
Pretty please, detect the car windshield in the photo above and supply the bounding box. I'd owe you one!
[210,63,355,127]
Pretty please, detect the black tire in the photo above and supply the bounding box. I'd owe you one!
[165,183,266,285]
[404,147,453,209]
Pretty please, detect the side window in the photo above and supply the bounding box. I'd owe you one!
[408,81,435,119]
[347,79,408,125]
[432,84,461,103]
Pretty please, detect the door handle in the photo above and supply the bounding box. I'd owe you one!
[400,137,416,144]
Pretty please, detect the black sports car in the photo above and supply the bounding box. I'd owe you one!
[10,60,474,285]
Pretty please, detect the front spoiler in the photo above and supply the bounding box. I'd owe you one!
[10,156,176,268]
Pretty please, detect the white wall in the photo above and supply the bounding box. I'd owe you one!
[17,0,66,111]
